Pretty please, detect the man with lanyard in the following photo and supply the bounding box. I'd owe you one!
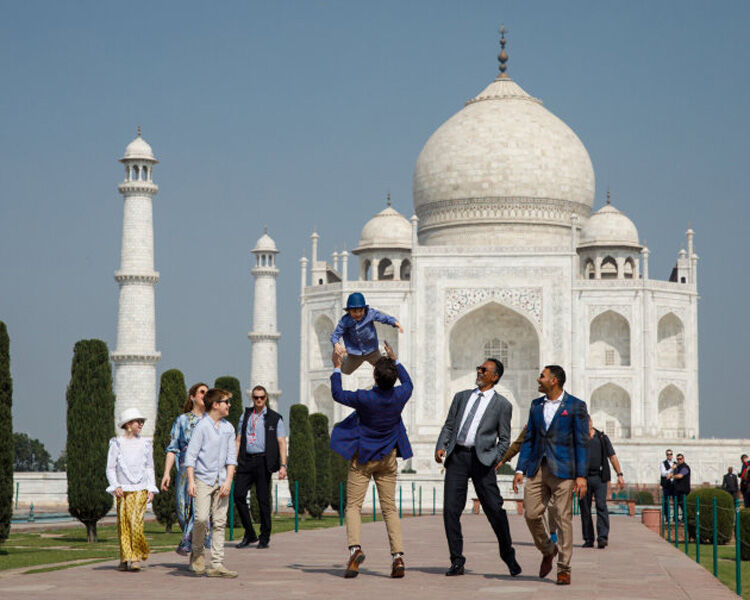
[233,385,287,549]
[660,449,676,522]
[579,417,624,549]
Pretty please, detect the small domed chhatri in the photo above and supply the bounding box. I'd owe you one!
[413,28,594,246]
[121,126,158,162]
[356,195,412,251]
[253,226,278,252]
[579,198,640,248]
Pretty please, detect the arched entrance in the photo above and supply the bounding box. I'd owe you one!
[447,301,540,436]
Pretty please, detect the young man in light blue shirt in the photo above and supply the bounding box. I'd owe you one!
[185,387,238,577]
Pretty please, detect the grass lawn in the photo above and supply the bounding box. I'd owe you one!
[661,533,750,599]
[0,513,348,573]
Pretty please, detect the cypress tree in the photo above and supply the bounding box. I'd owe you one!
[66,339,115,542]
[330,449,349,515]
[0,322,13,544]
[308,413,331,518]
[214,376,243,429]
[288,404,315,516]
[152,369,186,532]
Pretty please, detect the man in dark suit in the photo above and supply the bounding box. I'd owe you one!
[672,453,691,520]
[330,341,412,580]
[435,358,521,577]
[722,466,739,500]
[513,365,588,586]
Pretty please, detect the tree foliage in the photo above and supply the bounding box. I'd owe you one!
[53,451,67,472]
[287,404,315,516]
[0,322,13,544]
[330,449,349,515]
[66,339,115,542]
[13,433,51,472]
[308,413,331,519]
[214,376,243,429]
[152,369,186,532]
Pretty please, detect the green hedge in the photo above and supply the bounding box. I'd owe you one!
[686,488,735,544]
[308,413,331,519]
[741,508,750,561]
[634,490,655,505]
[0,322,13,544]
[330,450,349,515]
[288,404,315,515]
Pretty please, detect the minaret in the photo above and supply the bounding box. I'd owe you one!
[248,227,281,408]
[111,128,161,436]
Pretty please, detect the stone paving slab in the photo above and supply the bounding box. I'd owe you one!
[0,514,738,599]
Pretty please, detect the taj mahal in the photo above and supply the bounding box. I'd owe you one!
[110,33,747,488]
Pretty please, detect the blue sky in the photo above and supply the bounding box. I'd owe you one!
[1,2,748,456]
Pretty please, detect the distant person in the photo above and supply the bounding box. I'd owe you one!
[106,408,158,572]
[722,466,739,500]
[160,382,209,556]
[513,365,588,586]
[659,449,675,521]
[740,455,750,507]
[233,384,288,549]
[579,417,625,549]
[672,453,691,521]
[435,358,521,578]
[331,292,403,375]
[184,388,238,578]
[330,340,412,579]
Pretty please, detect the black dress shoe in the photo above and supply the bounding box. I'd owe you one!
[507,559,522,577]
[597,540,608,549]
[581,542,594,548]
[445,563,465,576]
[257,541,270,549]
[236,535,259,548]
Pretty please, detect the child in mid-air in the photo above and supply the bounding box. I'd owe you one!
[331,292,403,374]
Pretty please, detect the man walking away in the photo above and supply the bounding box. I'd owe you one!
[579,417,624,549]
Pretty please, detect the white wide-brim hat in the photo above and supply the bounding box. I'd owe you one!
[118,407,147,429]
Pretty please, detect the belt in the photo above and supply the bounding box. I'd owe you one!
[455,444,473,452]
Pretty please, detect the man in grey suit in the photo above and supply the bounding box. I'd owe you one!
[435,358,521,577]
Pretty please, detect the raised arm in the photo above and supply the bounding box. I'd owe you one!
[369,308,397,327]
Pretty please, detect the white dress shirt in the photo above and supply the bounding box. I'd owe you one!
[106,436,158,494]
[542,391,565,430]
[456,388,494,447]
[660,459,675,478]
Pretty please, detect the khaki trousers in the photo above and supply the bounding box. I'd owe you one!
[346,448,403,554]
[523,461,575,573]
[341,350,381,375]
[193,479,229,569]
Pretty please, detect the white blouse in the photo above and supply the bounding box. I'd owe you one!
[105,436,159,495]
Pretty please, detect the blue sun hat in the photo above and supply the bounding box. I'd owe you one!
[345,292,367,310]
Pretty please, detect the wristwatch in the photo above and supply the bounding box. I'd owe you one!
[617,472,623,477]
[280,464,287,468]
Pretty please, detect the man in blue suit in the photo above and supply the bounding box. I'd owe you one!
[513,365,588,586]
[330,341,412,580]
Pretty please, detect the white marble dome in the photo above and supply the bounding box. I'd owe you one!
[357,205,411,250]
[253,230,278,253]
[579,203,640,248]
[413,76,595,245]
[121,133,157,162]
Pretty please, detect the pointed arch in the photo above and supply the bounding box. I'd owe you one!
[657,313,685,369]
[623,257,635,279]
[378,258,394,280]
[589,310,631,366]
[312,383,333,425]
[312,314,334,369]
[584,259,595,279]
[658,384,685,438]
[600,256,618,279]
[400,259,411,281]
[590,383,631,438]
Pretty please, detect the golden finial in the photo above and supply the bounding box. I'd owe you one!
[498,25,509,79]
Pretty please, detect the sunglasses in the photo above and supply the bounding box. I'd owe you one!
[252,395,267,400]
[216,399,232,405]
[476,366,488,373]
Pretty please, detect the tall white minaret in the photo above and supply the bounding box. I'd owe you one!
[111,128,161,436]
[248,227,281,408]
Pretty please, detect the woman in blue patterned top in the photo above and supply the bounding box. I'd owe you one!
[160,382,209,555]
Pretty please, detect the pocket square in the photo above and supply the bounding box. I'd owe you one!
[561,410,568,416]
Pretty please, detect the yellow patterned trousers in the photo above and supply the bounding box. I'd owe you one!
[116,490,150,563]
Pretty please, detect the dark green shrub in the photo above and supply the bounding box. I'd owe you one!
[634,490,655,505]
[330,449,349,515]
[740,509,750,561]
[66,340,115,542]
[496,462,515,476]
[214,376,243,429]
[153,369,186,532]
[288,404,315,515]
[0,322,13,544]
[686,488,735,544]
[308,413,331,518]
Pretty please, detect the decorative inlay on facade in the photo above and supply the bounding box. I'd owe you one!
[444,287,542,326]
[417,197,591,233]
[656,305,687,321]
[587,304,632,322]
[114,271,160,284]
[248,332,282,341]
[117,182,158,194]
[110,352,162,364]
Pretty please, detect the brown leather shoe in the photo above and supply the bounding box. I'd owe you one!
[539,546,558,578]
[556,571,571,585]
[391,556,405,578]
[344,549,365,578]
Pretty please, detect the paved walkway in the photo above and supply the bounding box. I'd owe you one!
[0,514,737,599]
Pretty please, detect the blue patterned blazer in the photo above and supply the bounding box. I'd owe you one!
[516,392,589,480]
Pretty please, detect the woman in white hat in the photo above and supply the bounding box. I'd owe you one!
[106,407,158,572]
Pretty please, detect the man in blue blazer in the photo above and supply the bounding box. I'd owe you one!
[513,365,588,586]
[330,341,412,580]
